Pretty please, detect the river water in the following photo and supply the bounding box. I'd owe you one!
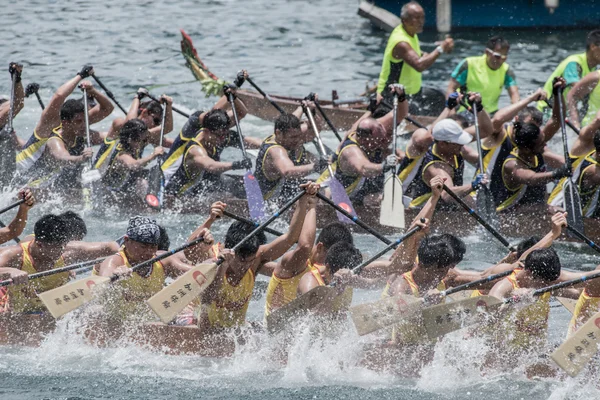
[1,0,599,399]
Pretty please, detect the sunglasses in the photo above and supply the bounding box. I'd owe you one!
[486,48,508,60]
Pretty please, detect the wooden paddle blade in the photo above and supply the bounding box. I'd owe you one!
[243,171,265,221]
[147,263,217,323]
[476,186,499,228]
[37,276,111,319]
[557,296,577,315]
[328,177,357,224]
[266,286,337,334]
[551,311,600,377]
[379,175,405,229]
[563,180,585,238]
[145,164,165,210]
[421,295,503,339]
[350,294,422,336]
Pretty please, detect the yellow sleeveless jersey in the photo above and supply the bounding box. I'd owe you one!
[567,289,600,337]
[205,267,255,329]
[7,241,67,313]
[377,24,422,95]
[264,260,323,317]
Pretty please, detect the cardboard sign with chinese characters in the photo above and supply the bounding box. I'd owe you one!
[422,295,503,339]
[147,263,217,323]
[552,311,600,377]
[350,294,423,336]
[38,276,111,318]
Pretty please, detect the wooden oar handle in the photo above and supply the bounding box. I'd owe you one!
[442,184,513,250]
[222,210,283,236]
[315,192,391,246]
[0,198,25,215]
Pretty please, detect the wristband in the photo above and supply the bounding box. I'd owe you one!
[436,46,444,55]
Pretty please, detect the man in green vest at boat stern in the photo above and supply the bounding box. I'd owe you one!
[446,36,519,115]
[376,1,454,114]
[537,29,600,122]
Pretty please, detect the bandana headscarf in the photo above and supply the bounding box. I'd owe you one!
[126,216,160,245]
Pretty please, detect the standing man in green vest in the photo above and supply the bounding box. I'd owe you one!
[446,36,519,114]
[537,30,600,116]
[376,1,454,114]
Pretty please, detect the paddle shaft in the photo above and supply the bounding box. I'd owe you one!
[91,74,127,114]
[245,77,286,114]
[227,92,249,160]
[332,97,367,106]
[544,99,580,135]
[441,269,514,296]
[0,199,25,215]
[405,116,426,129]
[34,92,45,110]
[158,101,167,148]
[82,88,93,169]
[442,184,513,250]
[350,222,423,277]
[146,93,190,118]
[222,210,283,236]
[556,90,571,169]
[0,257,107,287]
[304,106,334,177]
[314,100,343,142]
[566,225,600,254]
[461,100,485,177]
[533,270,600,297]
[315,192,392,246]
[5,72,16,133]
[0,220,20,243]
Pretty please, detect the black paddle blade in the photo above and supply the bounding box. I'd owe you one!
[563,180,585,237]
[145,164,165,210]
[476,186,499,229]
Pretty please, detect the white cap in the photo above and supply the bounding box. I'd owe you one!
[432,119,472,145]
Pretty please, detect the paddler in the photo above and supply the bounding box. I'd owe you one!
[376,1,454,113]
[0,189,34,245]
[162,107,254,198]
[317,85,407,205]
[446,36,519,114]
[567,65,600,129]
[0,214,121,314]
[94,216,214,325]
[537,29,600,114]
[254,106,327,202]
[97,119,165,205]
[196,182,320,333]
[0,63,25,146]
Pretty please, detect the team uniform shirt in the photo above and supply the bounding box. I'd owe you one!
[255,134,310,201]
[402,143,464,209]
[6,241,67,314]
[537,52,592,111]
[476,124,515,188]
[567,289,600,337]
[317,132,384,203]
[377,24,422,96]
[451,54,517,113]
[494,150,546,212]
[581,71,600,127]
[16,129,51,173]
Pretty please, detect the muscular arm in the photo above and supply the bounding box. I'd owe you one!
[116,152,157,171]
[338,146,383,178]
[35,75,82,137]
[540,88,563,142]
[568,71,599,129]
[446,78,461,98]
[162,254,192,279]
[424,164,473,202]
[491,91,541,133]
[541,147,565,169]
[88,88,114,124]
[508,86,520,104]
[297,272,320,296]
[377,98,409,134]
[46,137,86,164]
[97,254,126,277]
[188,146,233,175]
[267,146,314,179]
[392,42,440,73]
[64,241,121,264]
[503,160,556,187]
[0,79,24,128]
[0,203,30,245]
[275,200,316,279]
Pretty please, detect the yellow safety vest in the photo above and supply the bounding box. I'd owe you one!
[582,71,600,127]
[377,24,422,95]
[464,54,510,113]
[538,52,591,110]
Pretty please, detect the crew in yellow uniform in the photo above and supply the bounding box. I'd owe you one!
[447,36,519,113]
[196,182,320,332]
[376,1,453,113]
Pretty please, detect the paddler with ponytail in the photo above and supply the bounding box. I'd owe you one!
[196,182,319,333]
[447,36,519,114]
[376,1,453,113]
[537,29,600,114]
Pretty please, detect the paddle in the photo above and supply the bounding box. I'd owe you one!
[144,92,190,118]
[306,92,342,142]
[460,100,498,227]
[405,116,426,129]
[304,106,357,224]
[566,225,600,254]
[0,65,18,188]
[80,87,101,184]
[227,89,265,221]
[0,220,20,243]
[315,192,391,246]
[552,310,600,377]
[147,189,307,323]
[270,222,425,334]
[145,102,168,210]
[222,210,283,236]
[0,199,25,216]
[443,184,514,250]
[556,89,585,236]
[0,257,107,287]
[379,91,405,229]
[90,72,127,114]
[38,234,208,318]
[25,83,45,110]
[543,99,580,135]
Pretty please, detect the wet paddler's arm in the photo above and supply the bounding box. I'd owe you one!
[65,241,121,264]
[541,77,567,141]
[491,89,545,133]
[567,72,599,130]
[185,202,225,263]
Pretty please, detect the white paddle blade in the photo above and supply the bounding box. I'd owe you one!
[421,295,503,339]
[37,276,111,319]
[563,180,585,237]
[551,311,600,377]
[147,263,217,323]
[266,286,336,334]
[350,294,422,336]
[379,175,405,229]
[81,169,101,185]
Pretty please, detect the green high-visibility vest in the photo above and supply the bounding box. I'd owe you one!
[464,54,510,113]
[582,71,600,127]
[537,52,591,111]
[377,24,422,95]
